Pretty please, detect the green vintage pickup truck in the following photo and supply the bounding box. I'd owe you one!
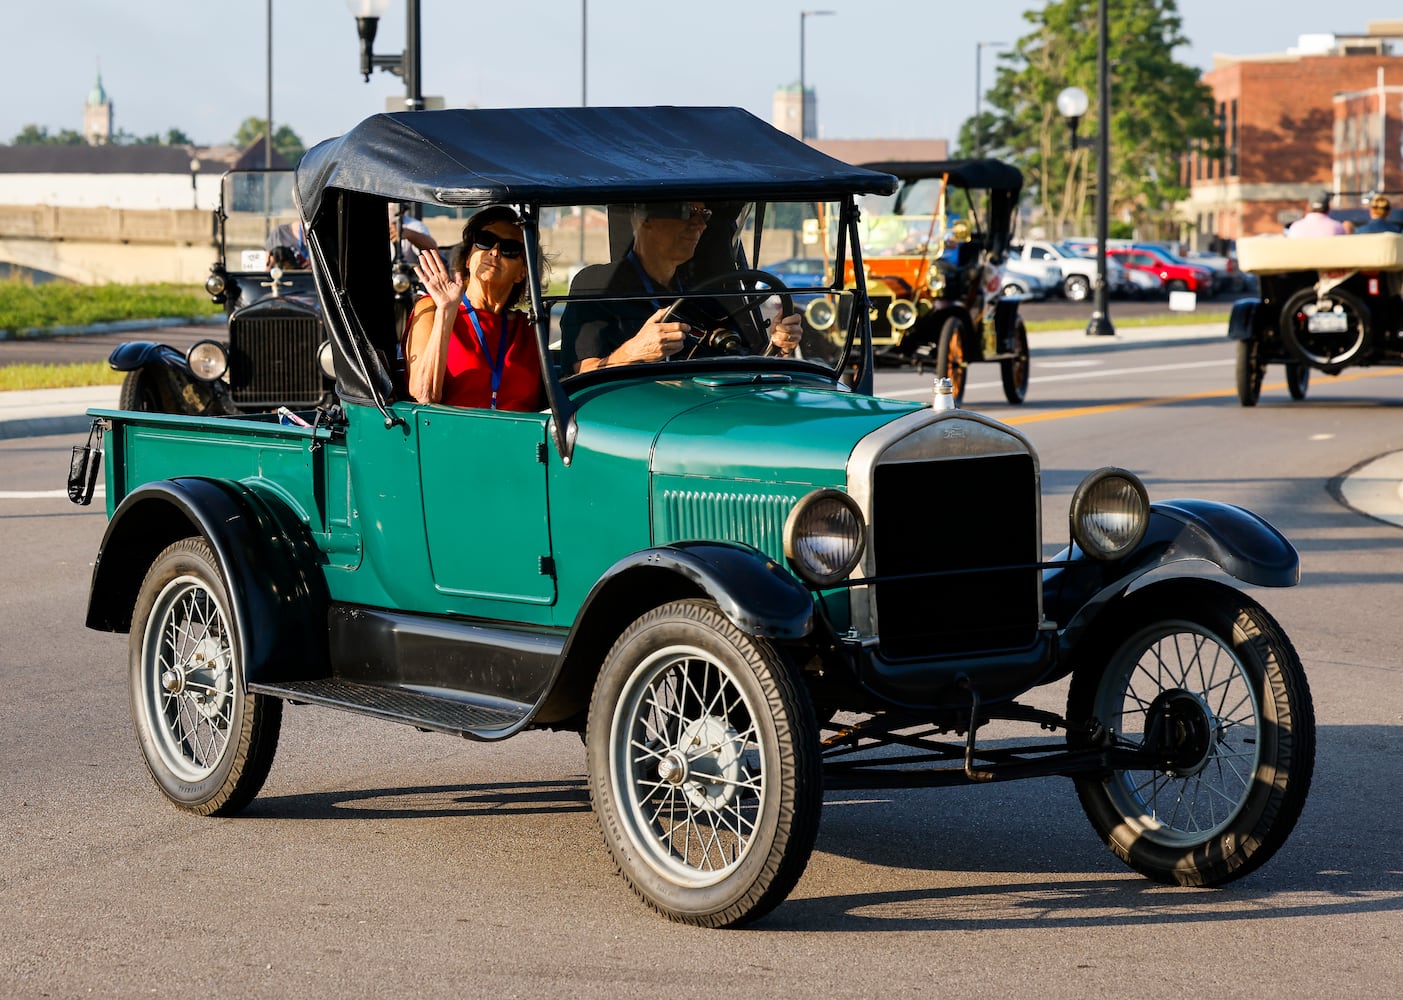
[74,107,1314,927]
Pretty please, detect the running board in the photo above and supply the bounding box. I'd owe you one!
[248,678,532,740]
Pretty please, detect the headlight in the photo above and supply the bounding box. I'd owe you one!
[804,297,836,331]
[204,270,226,297]
[392,264,413,294]
[927,268,946,296]
[1070,467,1149,560]
[317,340,337,379]
[187,340,228,381]
[887,299,917,331]
[784,488,866,587]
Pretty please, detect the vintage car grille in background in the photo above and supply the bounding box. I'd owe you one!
[867,292,895,346]
[228,314,325,408]
[872,453,1040,659]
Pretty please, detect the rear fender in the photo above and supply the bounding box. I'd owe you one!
[86,478,329,686]
[1226,297,1261,341]
[1045,498,1299,645]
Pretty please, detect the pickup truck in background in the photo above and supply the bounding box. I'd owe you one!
[1008,239,1131,302]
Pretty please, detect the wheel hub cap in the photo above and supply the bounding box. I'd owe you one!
[673,716,745,812]
[1145,689,1217,777]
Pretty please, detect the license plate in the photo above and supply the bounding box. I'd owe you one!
[1307,312,1349,333]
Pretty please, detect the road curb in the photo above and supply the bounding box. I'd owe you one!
[0,413,95,441]
[0,314,222,341]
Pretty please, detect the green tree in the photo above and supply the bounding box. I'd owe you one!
[233,117,306,166]
[11,124,85,145]
[959,0,1219,238]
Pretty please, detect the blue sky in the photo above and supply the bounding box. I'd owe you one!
[5,1,1400,150]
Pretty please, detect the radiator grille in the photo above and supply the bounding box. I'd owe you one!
[228,314,326,408]
[658,490,795,563]
[872,452,1039,658]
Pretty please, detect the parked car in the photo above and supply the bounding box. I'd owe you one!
[72,106,1314,929]
[999,260,1054,300]
[1230,231,1403,404]
[832,158,1031,405]
[1184,247,1245,293]
[762,256,828,303]
[1107,245,1216,296]
[1009,239,1130,301]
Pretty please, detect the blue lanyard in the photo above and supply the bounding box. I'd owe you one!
[628,250,683,311]
[461,298,511,409]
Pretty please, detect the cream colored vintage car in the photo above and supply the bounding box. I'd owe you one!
[1230,231,1403,405]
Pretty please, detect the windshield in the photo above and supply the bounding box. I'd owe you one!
[544,198,862,378]
[220,170,302,272]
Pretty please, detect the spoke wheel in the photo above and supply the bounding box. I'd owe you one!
[1067,580,1314,886]
[934,316,968,405]
[1234,339,1265,406]
[1285,362,1310,400]
[1000,315,1030,404]
[587,599,820,927]
[130,538,280,815]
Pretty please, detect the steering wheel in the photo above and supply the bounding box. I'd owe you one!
[659,268,796,359]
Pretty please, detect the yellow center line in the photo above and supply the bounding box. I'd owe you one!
[1001,367,1403,425]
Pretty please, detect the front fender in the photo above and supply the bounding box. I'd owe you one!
[107,340,191,374]
[1045,498,1299,638]
[86,478,329,686]
[1226,297,1261,341]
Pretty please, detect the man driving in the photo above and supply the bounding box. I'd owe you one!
[561,201,802,372]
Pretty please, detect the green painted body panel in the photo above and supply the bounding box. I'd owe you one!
[95,373,922,630]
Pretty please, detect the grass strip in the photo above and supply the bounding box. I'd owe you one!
[0,281,219,334]
[0,362,124,391]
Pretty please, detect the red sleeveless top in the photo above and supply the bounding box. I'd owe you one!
[413,298,544,411]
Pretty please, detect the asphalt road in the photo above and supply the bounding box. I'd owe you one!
[2,337,1401,997]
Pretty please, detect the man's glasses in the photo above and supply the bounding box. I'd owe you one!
[471,232,526,258]
[646,203,713,224]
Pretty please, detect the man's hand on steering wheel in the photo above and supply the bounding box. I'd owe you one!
[660,268,797,358]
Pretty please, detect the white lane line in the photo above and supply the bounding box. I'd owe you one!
[0,489,104,500]
[883,358,1230,397]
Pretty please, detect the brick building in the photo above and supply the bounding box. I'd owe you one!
[1180,22,1403,244]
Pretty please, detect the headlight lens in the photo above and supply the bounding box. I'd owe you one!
[784,488,865,587]
[204,270,226,297]
[887,299,917,331]
[317,340,337,379]
[1070,468,1150,560]
[927,268,946,296]
[804,297,836,331]
[391,264,413,294]
[187,340,228,381]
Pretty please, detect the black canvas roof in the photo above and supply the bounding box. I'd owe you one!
[296,106,897,221]
[859,158,1023,193]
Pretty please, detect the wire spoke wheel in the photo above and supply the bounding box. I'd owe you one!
[587,600,820,927]
[130,538,280,815]
[1068,580,1314,886]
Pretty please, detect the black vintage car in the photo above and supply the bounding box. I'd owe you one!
[809,159,1028,405]
[1231,230,1403,405]
[108,169,367,415]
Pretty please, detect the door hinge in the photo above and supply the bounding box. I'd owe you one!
[539,555,556,577]
[536,441,548,464]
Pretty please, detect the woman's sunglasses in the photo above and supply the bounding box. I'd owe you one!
[471,232,525,258]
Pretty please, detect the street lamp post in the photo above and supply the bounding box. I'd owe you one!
[347,0,424,112]
[189,157,201,210]
[266,0,273,171]
[974,41,1007,158]
[799,10,835,142]
[1055,2,1114,337]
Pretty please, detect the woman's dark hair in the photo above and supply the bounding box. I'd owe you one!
[451,206,532,310]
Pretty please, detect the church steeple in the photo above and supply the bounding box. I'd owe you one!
[83,65,113,146]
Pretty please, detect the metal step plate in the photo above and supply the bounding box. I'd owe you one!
[249,678,531,739]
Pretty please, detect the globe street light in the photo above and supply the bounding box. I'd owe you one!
[346,0,424,112]
[974,41,1007,158]
[799,10,835,142]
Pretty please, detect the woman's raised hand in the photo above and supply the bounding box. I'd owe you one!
[415,250,463,310]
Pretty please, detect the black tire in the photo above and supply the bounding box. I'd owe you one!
[1285,362,1310,401]
[586,599,821,927]
[1278,286,1369,368]
[1066,579,1314,887]
[1001,282,1026,299]
[1167,278,1188,293]
[934,316,968,405]
[119,369,163,412]
[1234,339,1264,407]
[1063,274,1091,302]
[1000,316,1030,405]
[129,537,281,816]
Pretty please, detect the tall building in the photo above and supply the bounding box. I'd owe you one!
[83,70,113,146]
[1180,22,1403,243]
[773,84,817,140]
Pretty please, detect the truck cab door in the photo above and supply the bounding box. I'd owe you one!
[415,408,555,605]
